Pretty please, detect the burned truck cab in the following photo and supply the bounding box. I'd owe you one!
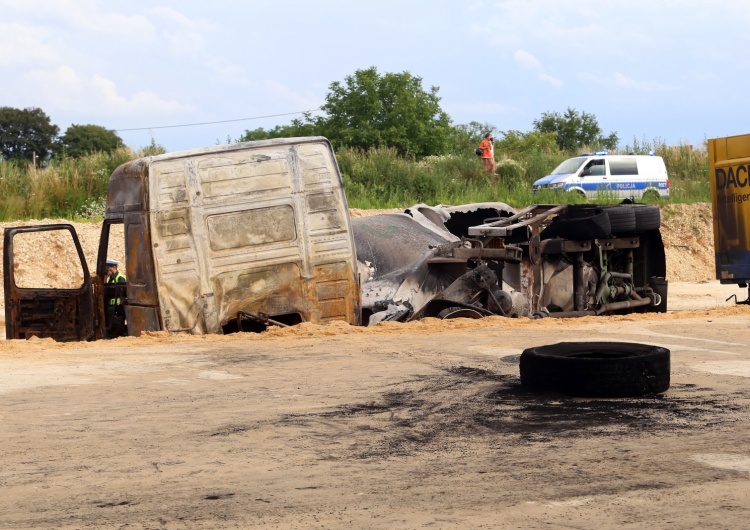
[4,137,361,341]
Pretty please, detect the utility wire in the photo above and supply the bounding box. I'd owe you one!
[115,108,324,132]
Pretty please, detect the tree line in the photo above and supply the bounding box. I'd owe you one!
[0,107,123,163]
[239,67,619,158]
[1,66,619,164]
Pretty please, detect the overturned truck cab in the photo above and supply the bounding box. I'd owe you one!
[3,137,667,342]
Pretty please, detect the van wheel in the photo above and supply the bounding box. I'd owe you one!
[641,189,661,203]
[568,189,587,203]
[519,341,671,397]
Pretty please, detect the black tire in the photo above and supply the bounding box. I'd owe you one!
[604,205,637,234]
[631,205,661,232]
[520,341,670,397]
[437,307,483,319]
[648,276,668,313]
[541,208,611,240]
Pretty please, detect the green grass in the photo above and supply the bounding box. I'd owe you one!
[0,140,712,221]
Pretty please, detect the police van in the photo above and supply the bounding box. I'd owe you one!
[532,152,670,200]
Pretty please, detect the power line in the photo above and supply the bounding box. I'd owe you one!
[115,108,324,132]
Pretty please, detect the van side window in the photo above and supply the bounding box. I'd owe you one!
[609,158,639,176]
[583,159,605,176]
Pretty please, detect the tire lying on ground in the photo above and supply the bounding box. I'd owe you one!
[519,341,670,397]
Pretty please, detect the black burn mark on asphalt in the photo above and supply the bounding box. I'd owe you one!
[277,366,750,458]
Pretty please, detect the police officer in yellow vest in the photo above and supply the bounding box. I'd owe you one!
[105,259,126,337]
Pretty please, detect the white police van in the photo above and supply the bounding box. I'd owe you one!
[532,152,670,200]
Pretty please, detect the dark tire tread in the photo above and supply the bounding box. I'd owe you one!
[520,341,670,397]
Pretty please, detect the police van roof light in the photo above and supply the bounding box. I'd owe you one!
[594,150,608,156]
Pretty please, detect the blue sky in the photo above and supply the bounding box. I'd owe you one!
[1,0,748,153]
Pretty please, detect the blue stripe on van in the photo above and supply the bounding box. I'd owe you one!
[565,181,668,192]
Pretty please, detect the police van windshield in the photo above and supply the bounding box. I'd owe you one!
[551,157,587,175]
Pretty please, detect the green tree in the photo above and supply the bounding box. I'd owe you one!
[496,130,560,156]
[316,67,452,157]
[238,115,318,142]
[446,121,496,154]
[0,106,59,162]
[55,124,123,158]
[532,107,618,152]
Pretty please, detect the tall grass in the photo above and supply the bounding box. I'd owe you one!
[0,148,133,221]
[339,141,711,208]
[0,139,712,221]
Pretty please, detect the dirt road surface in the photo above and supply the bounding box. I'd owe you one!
[3,203,750,528]
[2,308,750,529]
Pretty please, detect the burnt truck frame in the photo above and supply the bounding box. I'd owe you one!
[3,137,667,342]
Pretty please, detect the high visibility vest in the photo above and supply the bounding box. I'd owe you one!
[106,272,126,305]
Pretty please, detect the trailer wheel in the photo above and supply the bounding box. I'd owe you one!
[437,307,484,319]
[541,208,611,240]
[631,205,661,232]
[520,341,670,397]
[604,206,637,234]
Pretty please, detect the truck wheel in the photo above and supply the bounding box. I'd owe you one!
[604,206,637,234]
[632,205,661,232]
[520,341,670,397]
[437,307,484,319]
[541,208,611,240]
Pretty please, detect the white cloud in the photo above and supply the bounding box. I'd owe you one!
[579,71,672,91]
[17,67,191,118]
[90,75,193,116]
[514,50,541,70]
[514,50,562,87]
[0,23,59,67]
[262,79,323,110]
[149,6,213,56]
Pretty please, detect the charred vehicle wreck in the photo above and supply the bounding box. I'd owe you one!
[3,137,666,342]
[354,202,667,324]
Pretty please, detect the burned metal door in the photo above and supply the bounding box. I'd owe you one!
[3,224,95,341]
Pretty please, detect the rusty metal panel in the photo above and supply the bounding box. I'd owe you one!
[3,225,95,342]
[106,158,148,216]
[124,305,161,336]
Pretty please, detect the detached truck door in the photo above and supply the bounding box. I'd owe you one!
[3,224,96,341]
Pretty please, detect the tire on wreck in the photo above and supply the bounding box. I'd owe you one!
[541,208,612,240]
[519,341,670,397]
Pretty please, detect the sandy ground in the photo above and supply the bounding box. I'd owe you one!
[2,203,750,528]
[2,310,750,528]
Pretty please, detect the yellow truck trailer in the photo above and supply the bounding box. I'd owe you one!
[709,133,750,284]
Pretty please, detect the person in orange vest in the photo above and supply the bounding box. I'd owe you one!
[479,132,496,181]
